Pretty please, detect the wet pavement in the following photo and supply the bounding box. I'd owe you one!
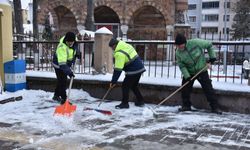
[0,90,250,150]
[1,110,250,150]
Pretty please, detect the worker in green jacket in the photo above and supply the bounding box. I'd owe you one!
[52,32,76,104]
[109,38,146,109]
[175,33,221,114]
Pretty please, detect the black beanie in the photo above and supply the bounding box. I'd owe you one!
[64,32,76,42]
[175,33,187,45]
[109,38,119,47]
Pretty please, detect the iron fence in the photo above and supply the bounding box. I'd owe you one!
[13,40,94,74]
[13,39,250,84]
[128,40,250,84]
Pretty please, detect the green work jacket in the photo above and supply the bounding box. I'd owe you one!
[176,39,216,79]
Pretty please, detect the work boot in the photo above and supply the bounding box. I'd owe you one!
[52,95,62,103]
[178,106,192,112]
[115,103,129,109]
[134,101,145,107]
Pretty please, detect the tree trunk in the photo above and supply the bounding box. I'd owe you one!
[13,0,24,40]
[86,0,94,31]
[33,0,38,40]
[33,0,39,69]
[13,0,24,60]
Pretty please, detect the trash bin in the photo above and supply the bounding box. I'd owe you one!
[4,60,26,92]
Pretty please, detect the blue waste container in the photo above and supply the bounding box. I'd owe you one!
[4,60,26,92]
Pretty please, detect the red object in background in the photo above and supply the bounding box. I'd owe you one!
[96,25,112,31]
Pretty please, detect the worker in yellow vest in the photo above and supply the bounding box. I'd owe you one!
[109,38,146,109]
[52,32,76,104]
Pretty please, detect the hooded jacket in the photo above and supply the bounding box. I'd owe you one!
[52,37,76,75]
[176,39,216,79]
[111,40,145,84]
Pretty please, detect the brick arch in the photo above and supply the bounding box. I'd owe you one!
[41,1,79,26]
[127,2,168,40]
[94,0,122,23]
[125,1,167,25]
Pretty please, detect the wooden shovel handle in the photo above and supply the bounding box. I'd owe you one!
[156,65,208,107]
[98,85,115,107]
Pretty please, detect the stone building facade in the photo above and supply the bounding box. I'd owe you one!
[37,0,188,40]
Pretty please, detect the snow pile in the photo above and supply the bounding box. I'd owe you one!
[142,107,154,118]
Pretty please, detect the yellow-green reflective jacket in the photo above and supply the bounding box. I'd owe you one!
[52,37,76,75]
[113,40,145,75]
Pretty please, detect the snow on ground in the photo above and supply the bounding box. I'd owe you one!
[0,89,250,150]
[0,66,249,149]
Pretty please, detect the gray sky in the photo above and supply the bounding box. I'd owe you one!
[7,0,32,9]
[21,0,32,9]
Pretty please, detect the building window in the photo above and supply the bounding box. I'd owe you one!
[224,2,230,9]
[201,27,218,33]
[223,28,230,34]
[189,16,196,22]
[223,15,230,21]
[202,1,219,9]
[188,4,197,10]
[203,14,219,22]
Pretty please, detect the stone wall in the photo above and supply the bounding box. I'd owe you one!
[27,76,250,114]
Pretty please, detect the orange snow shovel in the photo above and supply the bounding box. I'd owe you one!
[54,77,76,116]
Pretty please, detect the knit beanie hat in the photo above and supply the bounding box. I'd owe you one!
[109,38,119,47]
[175,33,187,45]
[64,32,76,42]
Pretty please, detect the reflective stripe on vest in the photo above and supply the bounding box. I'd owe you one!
[116,50,139,66]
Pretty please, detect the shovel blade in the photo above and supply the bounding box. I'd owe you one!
[84,107,112,115]
[146,106,160,118]
[54,100,77,116]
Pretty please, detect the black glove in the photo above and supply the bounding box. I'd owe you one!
[68,72,75,78]
[209,58,216,64]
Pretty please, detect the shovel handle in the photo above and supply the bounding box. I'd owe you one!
[156,65,208,107]
[67,63,76,100]
[67,77,74,100]
[98,85,115,107]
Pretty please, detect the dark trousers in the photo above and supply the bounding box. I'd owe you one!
[181,71,218,109]
[121,73,144,104]
[54,68,67,100]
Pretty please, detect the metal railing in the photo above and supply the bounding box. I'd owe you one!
[13,39,250,84]
[13,40,94,74]
[128,40,250,84]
